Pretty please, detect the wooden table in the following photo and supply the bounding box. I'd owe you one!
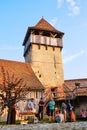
[19,112,37,124]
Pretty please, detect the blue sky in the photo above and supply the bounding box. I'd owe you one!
[0,0,87,80]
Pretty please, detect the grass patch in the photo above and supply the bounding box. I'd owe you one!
[39,115,55,123]
[0,121,6,125]
[76,118,87,122]
[0,120,20,125]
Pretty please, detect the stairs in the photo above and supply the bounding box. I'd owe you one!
[44,89,52,105]
[63,83,76,100]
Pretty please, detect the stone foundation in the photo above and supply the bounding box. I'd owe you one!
[0,122,87,130]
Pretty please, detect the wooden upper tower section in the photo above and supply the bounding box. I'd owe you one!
[23,18,64,56]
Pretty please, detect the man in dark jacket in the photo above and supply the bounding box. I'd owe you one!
[38,97,44,120]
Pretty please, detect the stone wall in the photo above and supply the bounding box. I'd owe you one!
[0,122,87,130]
[25,44,64,87]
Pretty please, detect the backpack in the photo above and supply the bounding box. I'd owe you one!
[67,103,72,111]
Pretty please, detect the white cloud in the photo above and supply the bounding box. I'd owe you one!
[57,0,80,16]
[57,0,64,8]
[50,17,58,26]
[72,6,80,15]
[63,50,85,63]
[66,0,75,6]
[67,0,80,16]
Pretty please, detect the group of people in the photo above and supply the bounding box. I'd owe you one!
[47,99,76,123]
[26,97,44,121]
[61,100,76,122]
[26,97,56,121]
[25,97,77,123]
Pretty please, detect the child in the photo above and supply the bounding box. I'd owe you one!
[81,109,86,119]
[59,110,64,122]
[55,110,60,123]
[55,110,64,123]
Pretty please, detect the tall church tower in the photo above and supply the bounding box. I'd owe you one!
[23,18,64,99]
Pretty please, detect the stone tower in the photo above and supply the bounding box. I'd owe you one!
[23,18,64,99]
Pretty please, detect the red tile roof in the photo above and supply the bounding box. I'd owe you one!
[31,18,64,34]
[0,59,45,91]
[64,79,87,96]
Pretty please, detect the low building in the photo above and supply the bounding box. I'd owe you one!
[0,59,45,121]
[64,79,87,116]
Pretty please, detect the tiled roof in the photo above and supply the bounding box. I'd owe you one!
[23,18,64,45]
[64,79,87,96]
[30,18,64,34]
[0,59,45,90]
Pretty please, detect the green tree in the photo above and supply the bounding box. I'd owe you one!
[0,66,29,124]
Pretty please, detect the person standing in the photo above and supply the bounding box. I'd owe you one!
[28,98,36,112]
[67,100,72,112]
[61,102,67,122]
[70,109,76,122]
[46,104,50,116]
[38,97,44,120]
[48,98,55,120]
[67,100,72,121]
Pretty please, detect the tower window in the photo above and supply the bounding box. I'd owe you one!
[34,30,39,35]
[43,32,50,37]
[38,45,40,49]
[39,74,41,78]
[51,88,55,97]
[51,88,55,92]
[53,47,55,51]
[45,46,48,50]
